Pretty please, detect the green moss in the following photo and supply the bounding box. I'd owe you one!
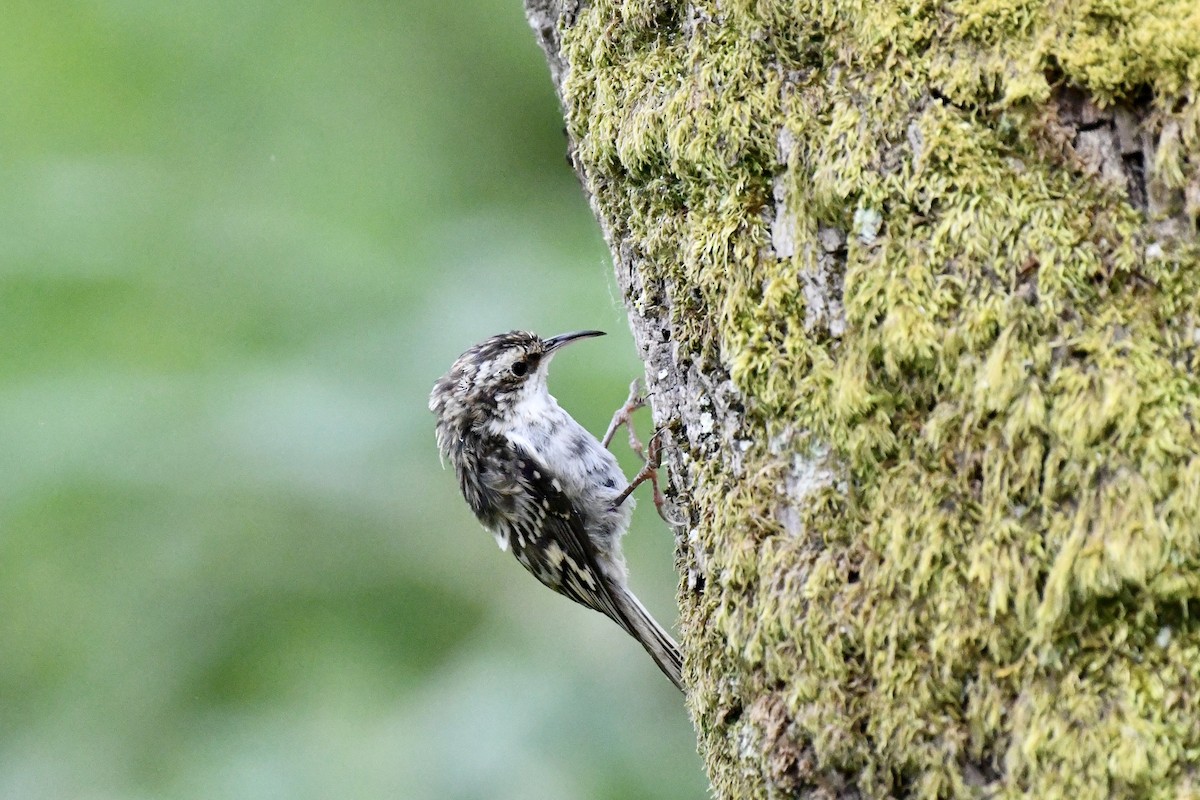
[559,0,1200,796]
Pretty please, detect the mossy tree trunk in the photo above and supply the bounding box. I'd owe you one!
[524,0,1200,797]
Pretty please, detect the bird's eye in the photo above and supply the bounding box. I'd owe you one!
[510,360,528,377]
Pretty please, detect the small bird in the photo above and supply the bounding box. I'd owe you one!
[429,330,683,691]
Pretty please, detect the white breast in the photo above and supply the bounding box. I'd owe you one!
[493,387,633,552]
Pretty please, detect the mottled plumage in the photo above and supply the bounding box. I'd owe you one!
[429,330,683,690]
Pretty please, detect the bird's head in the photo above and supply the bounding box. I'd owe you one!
[429,329,605,429]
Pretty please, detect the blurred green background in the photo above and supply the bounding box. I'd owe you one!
[0,2,704,798]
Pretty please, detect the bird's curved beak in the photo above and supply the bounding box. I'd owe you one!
[543,330,606,352]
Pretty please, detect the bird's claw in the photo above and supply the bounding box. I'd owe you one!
[601,379,650,450]
[602,379,678,525]
[610,425,679,525]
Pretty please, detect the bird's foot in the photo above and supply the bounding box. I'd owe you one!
[603,380,680,525]
[610,428,678,524]
[601,378,649,450]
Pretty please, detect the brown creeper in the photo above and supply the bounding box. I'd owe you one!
[429,330,683,691]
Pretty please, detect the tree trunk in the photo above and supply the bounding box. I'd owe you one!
[524,0,1200,796]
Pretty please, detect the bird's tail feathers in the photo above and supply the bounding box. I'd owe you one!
[612,587,684,692]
